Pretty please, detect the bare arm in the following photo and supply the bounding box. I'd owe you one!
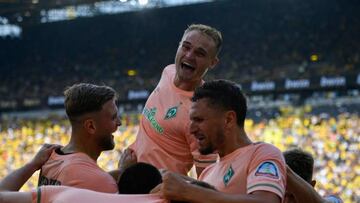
[286,166,326,203]
[0,144,59,191]
[158,172,280,203]
[0,191,32,203]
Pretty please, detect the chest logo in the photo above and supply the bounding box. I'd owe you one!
[164,106,178,120]
[223,165,235,186]
[143,107,163,134]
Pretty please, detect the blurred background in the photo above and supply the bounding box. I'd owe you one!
[0,0,359,202]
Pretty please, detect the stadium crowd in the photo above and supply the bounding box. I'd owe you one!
[0,0,359,103]
[0,0,359,202]
[0,106,358,202]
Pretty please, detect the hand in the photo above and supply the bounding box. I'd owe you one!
[158,171,190,201]
[118,148,137,170]
[29,143,61,171]
[158,168,168,176]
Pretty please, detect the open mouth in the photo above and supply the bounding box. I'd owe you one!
[194,134,205,144]
[181,62,195,71]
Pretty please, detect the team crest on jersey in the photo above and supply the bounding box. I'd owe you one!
[255,161,279,179]
[164,106,178,120]
[223,165,235,186]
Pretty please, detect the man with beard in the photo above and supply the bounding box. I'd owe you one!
[38,83,122,193]
[156,80,286,203]
[130,24,221,176]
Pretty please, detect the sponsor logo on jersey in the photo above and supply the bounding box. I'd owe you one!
[143,107,163,134]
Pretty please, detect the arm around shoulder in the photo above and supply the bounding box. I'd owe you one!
[0,191,32,203]
[182,186,281,203]
[159,172,281,203]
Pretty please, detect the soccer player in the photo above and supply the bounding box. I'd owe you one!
[37,83,122,193]
[0,150,163,203]
[156,80,286,203]
[284,148,343,203]
[130,24,222,176]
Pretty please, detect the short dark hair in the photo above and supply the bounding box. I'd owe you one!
[184,24,223,55]
[191,79,247,127]
[64,83,116,121]
[283,148,314,183]
[117,162,162,194]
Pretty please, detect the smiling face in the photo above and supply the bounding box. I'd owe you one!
[93,99,121,151]
[174,30,219,85]
[189,98,226,155]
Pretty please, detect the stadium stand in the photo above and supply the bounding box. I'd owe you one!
[0,0,359,202]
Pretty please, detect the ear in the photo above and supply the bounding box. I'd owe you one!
[310,180,316,187]
[83,118,96,134]
[209,56,219,70]
[224,111,236,128]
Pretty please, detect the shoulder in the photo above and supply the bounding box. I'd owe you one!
[249,143,286,175]
[198,162,216,180]
[253,142,283,158]
[58,154,100,173]
[163,64,175,72]
[162,64,176,77]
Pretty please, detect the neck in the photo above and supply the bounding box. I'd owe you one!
[62,131,100,161]
[218,128,252,158]
[173,76,202,91]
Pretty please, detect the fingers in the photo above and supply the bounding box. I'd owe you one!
[159,168,168,176]
[118,148,137,169]
[150,183,162,194]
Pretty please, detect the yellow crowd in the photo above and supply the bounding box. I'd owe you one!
[0,109,358,202]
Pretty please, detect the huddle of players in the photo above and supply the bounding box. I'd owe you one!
[0,24,342,203]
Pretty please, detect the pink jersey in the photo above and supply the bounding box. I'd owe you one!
[199,142,286,200]
[39,150,118,193]
[31,186,167,203]
[130,64,217,175]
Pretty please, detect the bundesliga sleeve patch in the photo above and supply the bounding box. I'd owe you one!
[324,195,343,203]
[255,161,279,179]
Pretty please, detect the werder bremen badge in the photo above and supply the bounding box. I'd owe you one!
[164,106,178,120]
[223,165,235,186]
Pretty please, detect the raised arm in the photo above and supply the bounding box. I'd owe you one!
[108,148,137,182]
[0,144,59,191]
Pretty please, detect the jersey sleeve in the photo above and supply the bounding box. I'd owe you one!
[60,161,118,193]
[324,195,343,203]
[34,186,66,203]
[246,144,286,200]
[31,188,40,203]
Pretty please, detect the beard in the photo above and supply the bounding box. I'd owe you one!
[199,129,225,155]
[98,134,115,151]
[199,144,215,155]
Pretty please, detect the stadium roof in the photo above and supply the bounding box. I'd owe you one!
[0,0,214,26]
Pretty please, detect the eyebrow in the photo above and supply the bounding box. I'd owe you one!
[182,41,208,55]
